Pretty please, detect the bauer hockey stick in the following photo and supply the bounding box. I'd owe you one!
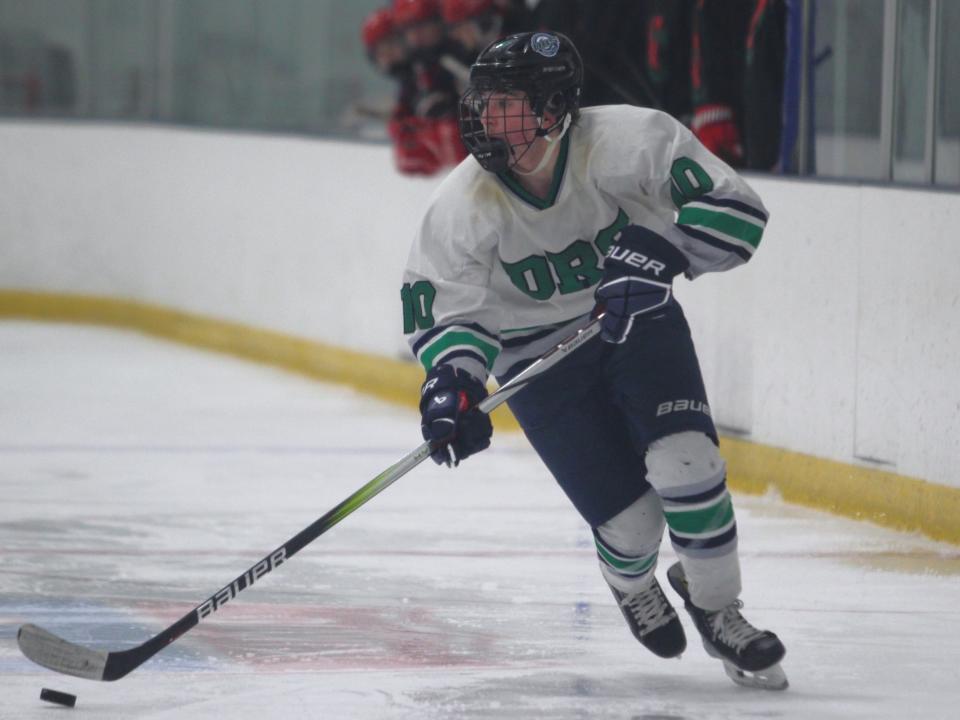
[18,314,604,682]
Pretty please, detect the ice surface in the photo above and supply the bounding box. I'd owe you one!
[2,322,959,719]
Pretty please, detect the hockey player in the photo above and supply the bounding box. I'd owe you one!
[401,31,787,689]
[391,0,468,169]
[442,0,502,52]
[690,0,751,167]
[440,0,507,88]
[393,0,461,118]
[361,6,440,176]
[362,5,410,81]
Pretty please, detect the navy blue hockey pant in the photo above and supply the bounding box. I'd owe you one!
[498,301,717,528]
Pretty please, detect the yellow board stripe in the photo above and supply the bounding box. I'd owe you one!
[719,436,960,546]
[2,289,958,545]
[0,289,521,431]
[0,289,422,408]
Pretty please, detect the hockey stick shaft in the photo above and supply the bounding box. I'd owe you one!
[19,315,602,681]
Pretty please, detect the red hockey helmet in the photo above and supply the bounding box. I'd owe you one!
[392,0,441,27]
[361,7,395,49]
[441,0,494,24]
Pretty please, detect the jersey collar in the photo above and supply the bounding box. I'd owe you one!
[496,131,571,211]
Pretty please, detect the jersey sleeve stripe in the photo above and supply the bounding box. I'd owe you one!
[422,343,492,372]
[693,195,769,223]
[684,200,768,232]
[677,225,754,262]
[411,320,499,357]
[430,348,491,369]
[677,205,764,250]
[417,329,501,371]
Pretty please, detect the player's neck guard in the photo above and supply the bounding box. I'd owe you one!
[512,114,571,176]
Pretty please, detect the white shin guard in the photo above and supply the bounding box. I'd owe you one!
[645,431,742,611]
[595,490,665,593]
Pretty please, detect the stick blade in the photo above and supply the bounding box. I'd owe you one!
[18,624,108,680]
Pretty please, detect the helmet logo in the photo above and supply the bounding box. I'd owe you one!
[530,32,560,58]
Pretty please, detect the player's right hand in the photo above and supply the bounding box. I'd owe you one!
[419,365,493,467]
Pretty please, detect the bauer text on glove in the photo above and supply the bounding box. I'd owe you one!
[594,225,690,344]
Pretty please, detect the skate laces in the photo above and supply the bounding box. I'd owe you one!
[619,584,675,633]
[708,600,766,651]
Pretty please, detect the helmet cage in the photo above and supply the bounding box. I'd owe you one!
[457,32,582,173]
[459,78,572,173]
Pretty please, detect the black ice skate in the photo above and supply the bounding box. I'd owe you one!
[666,562,788,690]
[609,577,686,658]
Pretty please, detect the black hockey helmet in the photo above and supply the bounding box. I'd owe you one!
[458,31,583,172]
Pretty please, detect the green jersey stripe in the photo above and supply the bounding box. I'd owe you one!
[677,206,764,249]
[663,495,735,535]
[418,330,500,371]
[688,197,768,224]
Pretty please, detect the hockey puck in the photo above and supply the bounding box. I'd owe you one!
[40,688,77,707]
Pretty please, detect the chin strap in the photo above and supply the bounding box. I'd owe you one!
[512,114,572,177]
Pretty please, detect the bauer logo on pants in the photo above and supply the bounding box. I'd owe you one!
[656,399,711,417]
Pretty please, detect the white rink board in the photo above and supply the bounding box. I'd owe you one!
[2,322,960,719]
[1,122,959,489]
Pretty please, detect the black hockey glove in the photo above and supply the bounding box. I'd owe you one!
[594,225,690,344]
[419,365,493,467]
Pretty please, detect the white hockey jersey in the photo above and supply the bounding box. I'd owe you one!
[402,105,768,381]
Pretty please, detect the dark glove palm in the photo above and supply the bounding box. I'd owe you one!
[594,225,690,343]
[420,365,493,467]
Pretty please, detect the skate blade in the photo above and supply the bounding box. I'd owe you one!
[722,660,789,691]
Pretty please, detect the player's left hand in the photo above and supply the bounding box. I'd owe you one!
[595,225,690,344]
[419,365,493,467]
